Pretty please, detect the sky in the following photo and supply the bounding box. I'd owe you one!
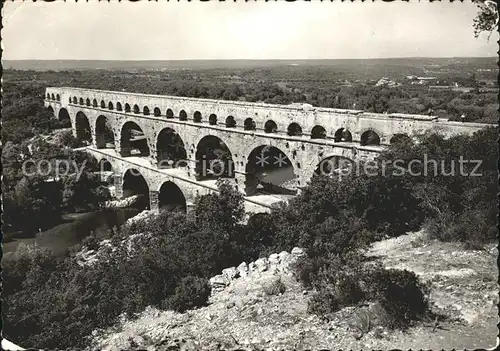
[2,0,498,60]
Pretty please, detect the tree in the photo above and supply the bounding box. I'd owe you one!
[61,172,111,212]
[14,176,63,231]
[473,0,499,39]
[194,180,245,234]
[1,141,29,190]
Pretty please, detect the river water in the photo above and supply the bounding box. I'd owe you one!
[2,208,141,257]
[2,165,297,258]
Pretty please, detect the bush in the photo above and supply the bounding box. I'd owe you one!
[425,207,497,249]
[362,267,429,329]
[195,180,245,234]
[295,254,429,330]
[162,276,211,313]
[263,277,286,296]
[291,255,319,289]
[308,289,342,317]
[297,254,365,316]
[233,212,277,261]
[81,235,99,251]
[308,272,365,316]
[58,130,85,148]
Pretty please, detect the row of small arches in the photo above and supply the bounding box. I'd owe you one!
[65,97,384,144]
[59,96,413,145]
[47,93,60,101]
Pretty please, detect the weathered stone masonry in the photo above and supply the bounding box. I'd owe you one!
[45,87,491,213]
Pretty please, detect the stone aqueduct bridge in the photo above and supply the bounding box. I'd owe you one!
[45,87,490,213]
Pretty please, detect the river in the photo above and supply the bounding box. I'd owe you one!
[2,208,141,257]
[2,166,296,258]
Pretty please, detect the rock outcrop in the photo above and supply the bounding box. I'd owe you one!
[124,209,157,226]
[102,194,141,209]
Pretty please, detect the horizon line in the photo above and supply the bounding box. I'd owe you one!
[2,56,497,62]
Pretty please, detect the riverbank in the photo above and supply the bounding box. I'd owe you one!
[2,208,141,257]
[74,209,157,267]
[102,195,142,209]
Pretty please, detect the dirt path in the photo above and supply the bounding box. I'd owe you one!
[365,230,498,349]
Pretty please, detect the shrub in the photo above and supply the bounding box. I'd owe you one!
[308,271,365,316]
[195,180,245,234]
[143,210,196,238]
[58,130,85,148]
[291,255,319,289]
[162,276,211,313]
[299,254,365,316]
[425,207,497,249]
[308,289,341,316]
[296,253,429,330]
[235,212,277,260]
[81,235,99,251]
[362,267,429,329]
[263,277,286,296]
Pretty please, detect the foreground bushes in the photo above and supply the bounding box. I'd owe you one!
[380,127,497,249]
[1,183,247,349]
[295,254,430,330]
[363,267,430,329]
[425,207,497,249]
[163,276,212,313]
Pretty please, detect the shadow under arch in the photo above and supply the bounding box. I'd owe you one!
[158,181,187,213]
[245,145,298,196]
[97,158,114,183]
[193,111,202,123]
[58,108,71,128]
[244,118,256,131]
[264,120,278,133]
[120,121,150,157]
[390,133,411,144]
[75,111,92,144]
[287,123,302,136]
[360,129,381,146]
[334,128,352,142]
[195,135,234,181]
[98,158,113,172]
[179,110,188,121]
[166,108,174,119]
[95,115,115,149]
[209,114,217,125]
[311,125,327,139]
[156,127,188,169]
[122,168,150,210]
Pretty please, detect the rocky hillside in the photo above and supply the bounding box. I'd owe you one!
[90,231,498,350]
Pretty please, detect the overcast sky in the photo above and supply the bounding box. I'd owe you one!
[2,0,497,60]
